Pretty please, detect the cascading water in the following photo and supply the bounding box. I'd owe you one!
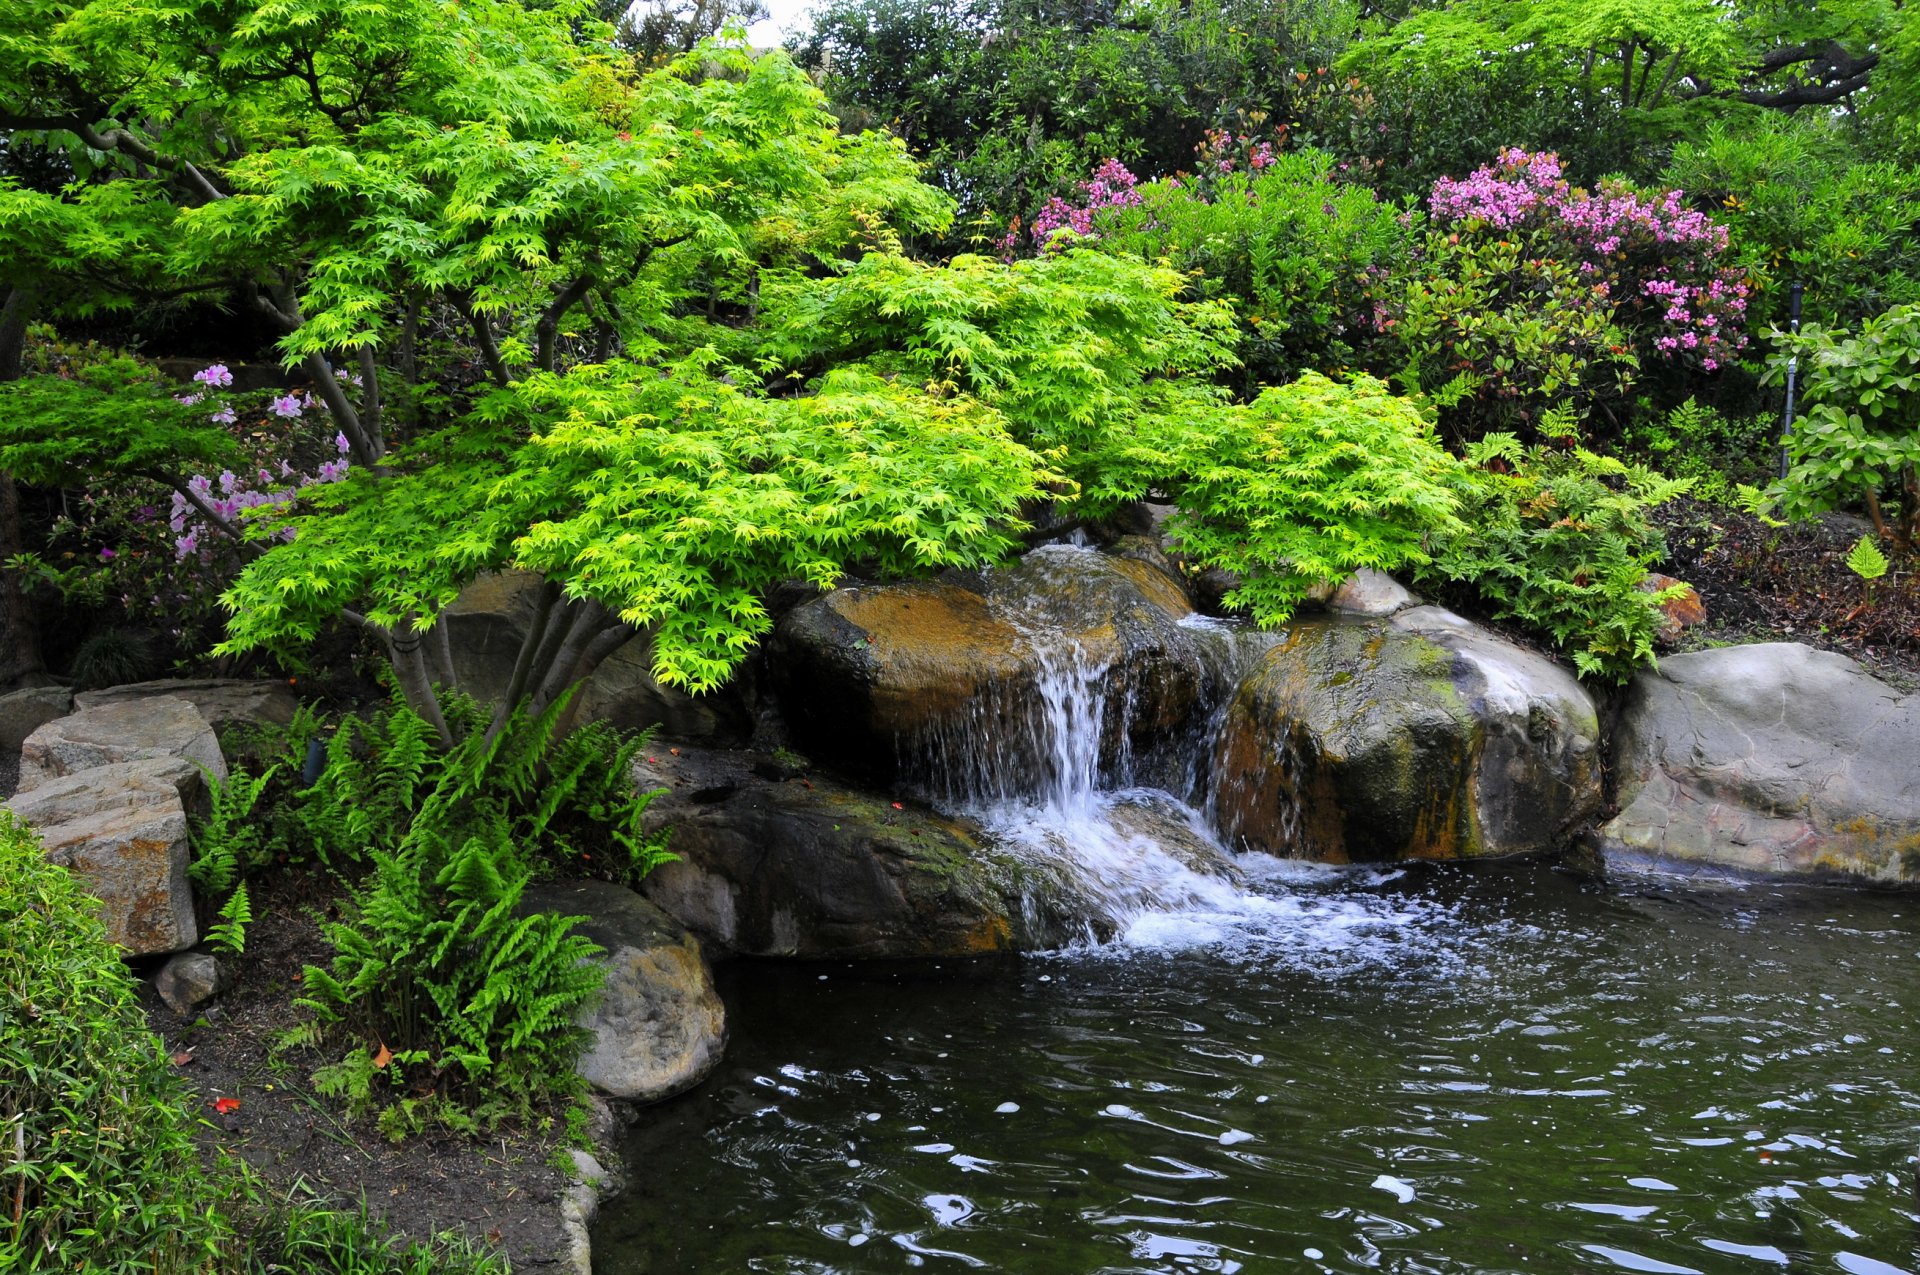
[901,545,1429,954]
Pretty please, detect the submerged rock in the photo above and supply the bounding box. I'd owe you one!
[6,756,204,954]
[635,747,1068,957]
[771,545,1210,791]
[1211,608,1601,862]
[17,696,225,795]
[520,879,726,1104]
[1597,643,1920,882]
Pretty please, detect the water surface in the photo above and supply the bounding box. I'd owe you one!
[595,864,1920,1274]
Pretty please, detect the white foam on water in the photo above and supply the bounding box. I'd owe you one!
[922,549,1496,976]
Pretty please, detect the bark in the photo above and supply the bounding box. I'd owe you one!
[0,286,44,685]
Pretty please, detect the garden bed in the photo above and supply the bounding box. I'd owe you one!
[138,872,582,1270]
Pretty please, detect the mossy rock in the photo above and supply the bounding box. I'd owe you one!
[1212,609,1601,863]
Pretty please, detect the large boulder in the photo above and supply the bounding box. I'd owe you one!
[74,678,299,734]
[1597,643,1920,882]
[635,747,1062,958]
[6,757,203,954]
[520,880,726,1104]
[1211,608,1602,862]
[18,696,225,795]
[0,685,72,753]
[770,544,1212,791]
[441,571,751,742]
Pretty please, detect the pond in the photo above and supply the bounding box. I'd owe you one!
[593,861,1920,1274]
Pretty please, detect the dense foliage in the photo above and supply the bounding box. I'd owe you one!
[0,812,505,1273]
[1415,437,1694,682]
[196,694,667,1132]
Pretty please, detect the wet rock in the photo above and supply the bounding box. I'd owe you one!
[1638,573,1707,646]
[6,757,203,954]
[1212,609,1601,862]
[0,685,72,752]
[771,545,1208,788]
[442,571,751,742]
[18,696,225,795]
[1597,643,1920,882]
[155,951,226,1013]
[74,678,299,733]
[1327,569,1419,618]
[636,747,1058,958]
[520,880,726,1104]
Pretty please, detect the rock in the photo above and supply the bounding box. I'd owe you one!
[636,747,1059,958]
[155,952,226,1013]
[6,757,203,954]
[0,685,72,752]
[18,696,225,795]
[1639,573,1707,646]
[771,545,1210,788]
[1327,569,1419,618]
[519,880,725,1104]
[74,678,299,734]
[1597,643,1920,882]
[441,571,751,742]
[1211,609,1602,862]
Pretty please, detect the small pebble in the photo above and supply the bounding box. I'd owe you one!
[995,1102,1020,1114]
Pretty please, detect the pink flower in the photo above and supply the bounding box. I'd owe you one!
[193,363,234,388]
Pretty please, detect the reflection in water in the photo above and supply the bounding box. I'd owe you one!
[595,868,1920,1274]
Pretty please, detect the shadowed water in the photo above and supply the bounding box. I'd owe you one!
[595,868,1920,1274]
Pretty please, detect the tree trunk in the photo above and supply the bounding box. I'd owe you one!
[0,286,46,686]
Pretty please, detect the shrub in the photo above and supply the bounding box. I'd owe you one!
[1392,149,1751,440]
[1664,117,1920,333]
[281,693,670,1131]
[1412,437,1693,682]
[1767,303,1920,549]
[1093,146,1414,388]
[0,810,236,1272]
[1620,397,1778,505]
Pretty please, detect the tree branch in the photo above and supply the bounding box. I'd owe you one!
[456,293,512,388]
[536,275,596,373]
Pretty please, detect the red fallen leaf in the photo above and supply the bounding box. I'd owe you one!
[372,1042,393,1070]
[170,1051,193,1066]
[213,1097,241,1115]
[669,747,681,756]
[891,802,904,810]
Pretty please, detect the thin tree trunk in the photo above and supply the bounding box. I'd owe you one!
[0,286,45,686]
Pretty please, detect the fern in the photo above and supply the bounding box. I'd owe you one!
[1413,444,1694,683]
[205,882,252,956]
[285,689,663,1127]
[1847,534,1891,581]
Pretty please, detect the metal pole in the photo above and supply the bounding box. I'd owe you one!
[1777,281,1804,481]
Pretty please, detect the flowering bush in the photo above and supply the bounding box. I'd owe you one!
[1388,149,1750,439]
[1428,149,1750,373]
[1017,159,1145,248]
[10,352,354,660]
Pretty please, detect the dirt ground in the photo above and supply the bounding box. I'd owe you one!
[1655,498,1920,688]
[135,873,582,1269]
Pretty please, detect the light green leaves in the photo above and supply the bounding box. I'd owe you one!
[1847,534,1891,580]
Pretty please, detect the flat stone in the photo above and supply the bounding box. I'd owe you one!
[155,951,226,1013]
[1598,642,1920,882]
[7,757,203,954]
[18,696,225,795]
[0,685,72,752]
[770,545,1210,787]
[520,879,726,1105]
[1639,573,1707,646]
[75,678,299,733]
